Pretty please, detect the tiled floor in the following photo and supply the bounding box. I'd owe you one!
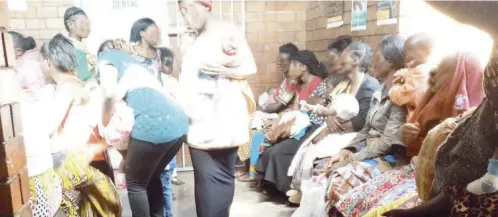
[119,171,296,217]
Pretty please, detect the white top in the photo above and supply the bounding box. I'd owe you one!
[178,21,256,149]
[21,85,56,177]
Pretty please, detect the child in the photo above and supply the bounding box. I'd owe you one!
[389,33,436,118]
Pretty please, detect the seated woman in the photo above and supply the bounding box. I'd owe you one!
[256,43,380,197]
[40,34,121,217]
[241,37,353,183]
[238,43,300,181]
[334,48,486,217]
[319,35,408,210]
[255,50,325,194]
[288,42,381,193]
[259,43,300,114]
[383,50,495,217]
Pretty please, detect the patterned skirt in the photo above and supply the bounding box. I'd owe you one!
[30,169,63,217]
[334,164,421,217]
[325,162,382,206]
[447,185,498,217]
[55,151,121,217]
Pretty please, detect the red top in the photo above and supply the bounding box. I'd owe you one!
[298,76,322,101]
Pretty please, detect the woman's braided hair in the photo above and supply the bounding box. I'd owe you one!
[63,7,86,32]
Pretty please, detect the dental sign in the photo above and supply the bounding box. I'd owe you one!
[113,0,139,9]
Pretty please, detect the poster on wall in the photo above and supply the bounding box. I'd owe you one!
[351,0,367,31]
[326,1,344,29]
[377,0,397,25]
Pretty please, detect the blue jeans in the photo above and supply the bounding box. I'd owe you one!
[161,168,173,217]
[249,133,265,178]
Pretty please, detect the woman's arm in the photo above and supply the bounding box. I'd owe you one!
[98,65,119,124]
[263,101,286,113]
[383,192,451,217]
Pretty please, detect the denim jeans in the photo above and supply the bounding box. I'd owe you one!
[161,168,173,217]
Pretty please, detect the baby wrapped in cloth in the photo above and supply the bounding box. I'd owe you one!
[288,94,360,191]
[179,23,256,149]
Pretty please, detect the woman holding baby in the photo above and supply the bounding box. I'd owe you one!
[287,41,383,207]
[177,0,257,217]
[321,35,410,214]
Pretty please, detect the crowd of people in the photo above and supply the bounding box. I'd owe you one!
[9,0,255,217]
[4,0,498,217]
[245,25,498,217]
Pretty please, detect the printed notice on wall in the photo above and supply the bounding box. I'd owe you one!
[351,0,367,31]
[326,1,344,29]
[377,0,397,25]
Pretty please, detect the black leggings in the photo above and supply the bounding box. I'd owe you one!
[126,136,185,217]
[190,147,238,217]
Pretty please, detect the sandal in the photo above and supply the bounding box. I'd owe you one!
[237,174,256,182]
[235,171,248,178]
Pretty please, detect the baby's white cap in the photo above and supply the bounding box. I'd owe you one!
[333,94,359,121]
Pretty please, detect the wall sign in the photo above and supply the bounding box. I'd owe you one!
[377,0,397,25]
[112,0,138,9]
[351,0,367,31]
[326,1,344,29]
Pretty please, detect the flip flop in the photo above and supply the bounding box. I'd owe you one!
[237,174,256,182]
[235,171,248,178]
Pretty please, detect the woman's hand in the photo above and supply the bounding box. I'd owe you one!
[400,122,420,145]
[327,150,352,168]
[300,101,314,111]
[259,144,266,154]
[382,209,414,217]
[326,115,345,133]
[325,150,352,176]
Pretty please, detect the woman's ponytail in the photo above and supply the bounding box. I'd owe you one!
[22,36,36,51]
[290,50,327,79]
[311,62,327,79]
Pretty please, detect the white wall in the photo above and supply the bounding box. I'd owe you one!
[75,0,170,54]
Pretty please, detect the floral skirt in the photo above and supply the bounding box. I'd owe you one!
[55,151,121,217]
[326,161,382,206]
[30,169,63,217]
[335,164,420,217]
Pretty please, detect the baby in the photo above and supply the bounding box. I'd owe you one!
[257,87,279,110]
[180,22,257,149]
[389,33,435,117]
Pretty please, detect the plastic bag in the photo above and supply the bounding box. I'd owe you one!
[291,175,329,217]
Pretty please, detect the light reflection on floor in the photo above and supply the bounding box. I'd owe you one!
[118,171,296,217]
